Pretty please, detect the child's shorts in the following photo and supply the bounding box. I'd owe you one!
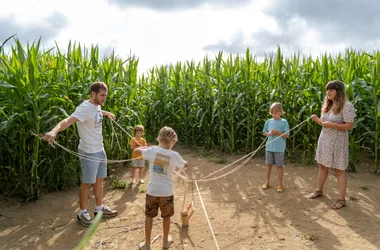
[132,159,145,167]
[145,194,174,218]
[265,151,285,167]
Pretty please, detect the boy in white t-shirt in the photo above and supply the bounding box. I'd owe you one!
[43,82,118,227]
[136,126,188,250]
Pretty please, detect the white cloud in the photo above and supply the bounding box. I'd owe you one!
[1,0,275,74]
[1,0,380,74]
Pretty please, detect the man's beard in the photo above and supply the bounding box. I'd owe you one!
[94,97,103,105]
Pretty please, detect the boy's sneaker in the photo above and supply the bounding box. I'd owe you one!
[140,179,145,184]
[277,186,284,193]
[77,212,93,227]
[163,235,173,249]
[138,242,151,250]
[94,206,118,218]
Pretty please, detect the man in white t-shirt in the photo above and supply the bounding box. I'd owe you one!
[43,82,118,227]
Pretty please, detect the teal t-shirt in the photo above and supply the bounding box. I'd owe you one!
[263,118,289,153]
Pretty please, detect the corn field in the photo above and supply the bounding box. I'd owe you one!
[0,37,379,200]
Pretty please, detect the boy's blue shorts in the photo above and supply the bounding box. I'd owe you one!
[265,151,285,167]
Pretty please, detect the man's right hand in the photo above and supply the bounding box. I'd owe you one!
[43,130,57,144]
[42,116,78,144]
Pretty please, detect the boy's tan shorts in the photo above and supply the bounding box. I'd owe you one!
[145,194,174,218]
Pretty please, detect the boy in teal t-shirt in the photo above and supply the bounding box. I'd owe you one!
[262,102,289,193]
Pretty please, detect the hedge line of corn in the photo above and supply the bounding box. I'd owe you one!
[0,37,379,199]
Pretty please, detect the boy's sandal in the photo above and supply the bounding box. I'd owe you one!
[163,235,173,249]
[262,183,269,190]
[308,190,323,199]
[331,199,346,209]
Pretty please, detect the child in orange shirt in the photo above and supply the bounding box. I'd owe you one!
[130,125,148,184]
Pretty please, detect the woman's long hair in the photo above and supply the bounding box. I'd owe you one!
[321,80,347,114]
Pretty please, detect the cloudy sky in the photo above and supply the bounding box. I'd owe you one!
[1,0,380,74]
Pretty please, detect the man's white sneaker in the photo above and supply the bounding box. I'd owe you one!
[77,212,93,227]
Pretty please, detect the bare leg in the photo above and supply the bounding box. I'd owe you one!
[265,164,272,185]
[163,216,170,243]
[317,164,329,192]
[93,178,104,206]
[335,169,347,200]
[145,216,153,246]
[132,167,136,181]
[139,166,144,180]
[277,166,283,187]
[79,183,91,209]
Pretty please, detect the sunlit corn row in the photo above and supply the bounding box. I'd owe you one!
[142,48,379,170]
[0,38,379,199]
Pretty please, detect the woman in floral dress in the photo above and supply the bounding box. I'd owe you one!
[308,80,356,209]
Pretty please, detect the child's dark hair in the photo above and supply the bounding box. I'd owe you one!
[133,125,145,134]
[157,126,178,145]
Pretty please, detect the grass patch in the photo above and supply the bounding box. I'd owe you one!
[300,233,319,241]
[215,154,228,164]
[138,185,146,193]
[109,175,130,189]
[348,196,359,201]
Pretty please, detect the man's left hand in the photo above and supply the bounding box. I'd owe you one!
[105,112,116,120]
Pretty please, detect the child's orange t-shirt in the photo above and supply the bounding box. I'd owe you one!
[130,137,147,159]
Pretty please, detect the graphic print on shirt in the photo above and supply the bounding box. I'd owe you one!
[153,153,171,175]
[94,110,102,128]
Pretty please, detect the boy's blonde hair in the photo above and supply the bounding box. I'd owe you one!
[269,102,285,115]
[133,125,144,134]
[157,126,178,145]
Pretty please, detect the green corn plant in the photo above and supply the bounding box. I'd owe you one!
[2,37,380,199]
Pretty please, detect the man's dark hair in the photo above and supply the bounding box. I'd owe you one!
[90,82,108,94]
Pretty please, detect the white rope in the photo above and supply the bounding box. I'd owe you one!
[179,168,196,212]
[178,116,312,183]
[199,136,268,181]
[111,120,143,147]
[34,119,144,163]
[37,116,311,175]
[173,116,312,250]
[194,181,220,250]
[110,119,122,151]
[197,150,256,182]
[53,141,134,163]
[37,116,312,250]
[181,180,188,212]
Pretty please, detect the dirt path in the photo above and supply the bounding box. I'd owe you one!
[1,146,380,250]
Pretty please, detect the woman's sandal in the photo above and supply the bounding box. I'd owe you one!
[331,199,346,209]
[308,190,323,199]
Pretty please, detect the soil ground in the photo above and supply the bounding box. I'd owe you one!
[1,146,380,250]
